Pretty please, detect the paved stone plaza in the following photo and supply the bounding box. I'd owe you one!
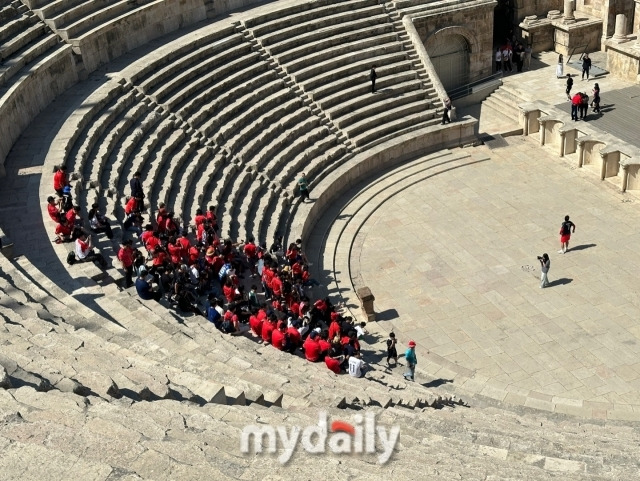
[346,135,640,420]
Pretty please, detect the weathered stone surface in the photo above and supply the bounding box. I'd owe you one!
[0,365,11,389]
[75,372,121,399]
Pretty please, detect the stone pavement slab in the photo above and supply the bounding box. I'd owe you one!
[347,135,640,419]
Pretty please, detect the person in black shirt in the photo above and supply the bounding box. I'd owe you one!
[558,215,576,253]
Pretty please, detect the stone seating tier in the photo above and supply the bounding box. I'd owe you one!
[273,23,394,67]
[0,29,60,87]
[263,11,390,55]
[177,61,275,128]
[48,0,156,41]
[145,36,251,106]
[244,0,378,35]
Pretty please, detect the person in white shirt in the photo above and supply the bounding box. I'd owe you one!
[348,353,367,378]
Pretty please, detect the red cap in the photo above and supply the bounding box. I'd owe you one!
[408,340,416,347]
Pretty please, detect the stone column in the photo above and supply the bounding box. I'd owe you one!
[621,164,629,192]
[563,0,575,24]
[613,14,628,41]
[539,120,546,145]
[559,131,566,157]
[577,140,585,168]
[600,153,607,180]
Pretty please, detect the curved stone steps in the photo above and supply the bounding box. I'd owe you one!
[114,115,175,203]
[126,24,238,86]
[0,12,40,59]
[274,135,343,191]
[237,177,270,242]
[246,112,321,174]
[104,104,168,192]
[89,93,150,188]
[181,151,227,224]
[195,74,284,138]
[218,167,255,239]
[309,57,413,103]
[171,145,216,221]
[66,84,134,182]
[154,39,253,109]
[345,101,438,146]
[138,126,186,202]
[264,11,390,56]
[291,40,404,84]
[0,31,60,87]
[230,98,306,163]
[152,136,201,218]
[284,32,401,78]
[262,193,290,249]
[275,23,394,68]
[197,158,237,221]
[176,56,272,127]
[246,0,378,37]
[301,50,408,93]
[55,0,156,41]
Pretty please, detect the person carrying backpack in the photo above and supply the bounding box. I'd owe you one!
[558,215,576,254]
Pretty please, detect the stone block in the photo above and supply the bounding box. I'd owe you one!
[0,365,12,389]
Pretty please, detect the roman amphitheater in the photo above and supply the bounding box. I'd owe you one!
[1,0,640,478]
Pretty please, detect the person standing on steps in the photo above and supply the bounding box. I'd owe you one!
[441,97,452,125]
[298,172,310,202]
[53,165,70,197]
[403,340,417,381]
[592,83,601,113]
[566,74,573,100]
[538,253,550,288]
[558,215,576,253]
[582,53,591,81]
[386,331,398,367]
[129,171,145,210]
[370,65,377,93]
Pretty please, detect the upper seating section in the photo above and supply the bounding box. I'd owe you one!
[245,0,441,150]
[27,0,156,41]
[0,0,62,87]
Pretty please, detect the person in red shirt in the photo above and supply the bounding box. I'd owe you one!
[193,208,206,228]
[53,165,69,196]
[117,239,135,288]
[163,212,178,237]
[188,245,200,265]
[54,218,73,243]
[286,323,302,349]
[223,279,236,304]
[243,237,258,277]
[271,274,283,298]
[271,324,286,350]
[325,351,342,374]
[249,311,263,338]
[571,92,582,121]
[206,205,218,231]
[261,317,276,344]
[65,205,82,227]
[178,232,191,259]
[303,331,322,362]
[47,196,62,223]
[328,318,341,342]
[167,237,183,265]
[152,246,167,267]
[318,330,331,354]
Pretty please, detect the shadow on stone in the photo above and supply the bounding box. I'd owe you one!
[422,378,453,388]
[376,308,399,321]
[569,243,596,251]
[548,277,573,287]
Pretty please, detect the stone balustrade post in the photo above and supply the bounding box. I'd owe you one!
[621,164,629,192]
[539,120,546,145]
[356,286,376,322]
[600,152,607,180]
[563,0,575,24]
[560,131,566,157]
[577,140,585,168]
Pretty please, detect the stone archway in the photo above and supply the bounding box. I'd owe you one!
[425,29,472,90]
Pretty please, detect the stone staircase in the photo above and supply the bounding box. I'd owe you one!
[479,83,526,135]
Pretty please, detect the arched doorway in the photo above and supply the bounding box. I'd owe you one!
[427,34,470,91]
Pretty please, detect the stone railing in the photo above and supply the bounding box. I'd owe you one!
[518,102,640,192]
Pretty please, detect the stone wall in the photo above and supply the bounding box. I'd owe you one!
[412,2,495,85]
[0,46,78,177]
[513,0,563,24]
[75,0,208,73]
[605,42,640,83]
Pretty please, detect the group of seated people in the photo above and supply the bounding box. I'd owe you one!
[47,166,370,377]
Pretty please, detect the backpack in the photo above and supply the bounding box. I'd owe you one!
[561,222,571,235]
[66,251,76,265]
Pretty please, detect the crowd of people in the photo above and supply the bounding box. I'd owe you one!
[47,166,419,380]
